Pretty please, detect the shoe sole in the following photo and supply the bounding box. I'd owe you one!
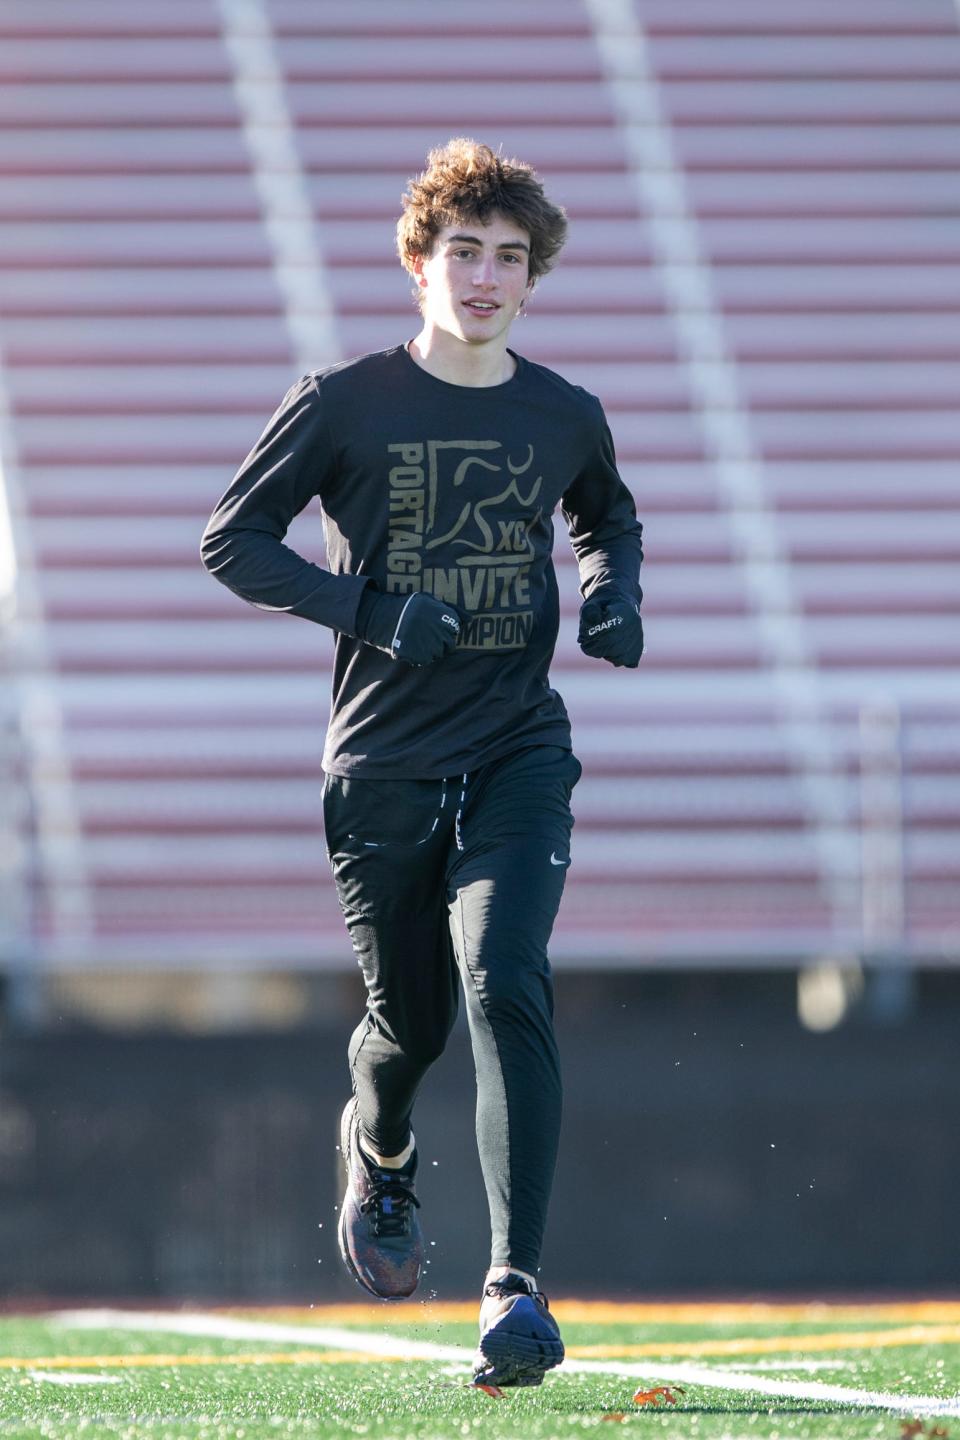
[338,1100,380,1297]
[338,1190,377,1297]
[476,1297,565,1387]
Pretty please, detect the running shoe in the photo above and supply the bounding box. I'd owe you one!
[337,1097,423,1298]
[472,1273,564,1387]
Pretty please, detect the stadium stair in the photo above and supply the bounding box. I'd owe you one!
[0,0,958,966]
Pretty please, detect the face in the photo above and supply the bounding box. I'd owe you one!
[411,214,534,348]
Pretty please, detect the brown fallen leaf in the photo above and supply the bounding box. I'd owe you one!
[633,1385,685,1407]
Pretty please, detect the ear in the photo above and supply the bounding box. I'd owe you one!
[410,253,428,289]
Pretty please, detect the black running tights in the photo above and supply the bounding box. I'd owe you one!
[322,743,581,1276]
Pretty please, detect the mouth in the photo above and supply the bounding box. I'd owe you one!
[463,300,500,315]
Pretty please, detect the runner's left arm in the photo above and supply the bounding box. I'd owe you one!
[560,397,644,667]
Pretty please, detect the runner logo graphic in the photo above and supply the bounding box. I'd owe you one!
[385,440,544,651]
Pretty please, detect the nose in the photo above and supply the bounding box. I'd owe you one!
[472,253,497,288]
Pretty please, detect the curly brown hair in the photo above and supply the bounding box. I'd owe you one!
[397,137,568,289]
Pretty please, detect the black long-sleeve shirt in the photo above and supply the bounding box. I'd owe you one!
[201,344,643,778]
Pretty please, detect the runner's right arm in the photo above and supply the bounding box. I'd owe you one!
[201,376,459,664]
[200,375,371,634]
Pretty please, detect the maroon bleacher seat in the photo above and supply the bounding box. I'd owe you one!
[1,0,958,966]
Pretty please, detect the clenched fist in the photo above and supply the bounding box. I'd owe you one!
[577,596,644,668]
[357,588,462,666]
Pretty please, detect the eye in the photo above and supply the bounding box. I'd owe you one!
[500,253,523,265]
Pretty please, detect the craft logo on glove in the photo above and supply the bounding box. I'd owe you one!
[587,615,623,637]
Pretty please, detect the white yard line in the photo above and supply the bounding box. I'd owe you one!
[566,1357,960,1418]
[53,1309,467,1364]
[27,1371,123,1387]
[52,1309,960,1418]
[712,1359,849,1372]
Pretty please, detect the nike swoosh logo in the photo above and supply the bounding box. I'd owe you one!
[550,852,570,867]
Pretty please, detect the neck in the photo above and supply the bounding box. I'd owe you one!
[407,327,516,388]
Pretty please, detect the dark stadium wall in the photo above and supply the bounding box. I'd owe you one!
[0,971,957,1299]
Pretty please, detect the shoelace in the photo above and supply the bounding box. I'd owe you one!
[360,1176,421,1238]
[483,1278,550,1309]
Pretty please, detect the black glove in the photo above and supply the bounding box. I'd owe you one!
[577,595,644,668]
[356,588,462,666]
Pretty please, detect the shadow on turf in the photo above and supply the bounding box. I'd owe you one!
[563,1405,876,1418]
[463,1390,860,1417]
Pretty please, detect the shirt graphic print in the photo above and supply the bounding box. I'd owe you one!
[386,438,546,651]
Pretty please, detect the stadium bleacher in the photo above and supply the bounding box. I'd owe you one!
[1,0,958,968]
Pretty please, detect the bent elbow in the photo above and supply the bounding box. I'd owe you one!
[199,522,229,577]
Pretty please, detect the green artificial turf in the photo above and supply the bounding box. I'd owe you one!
[0,1304,956,1440]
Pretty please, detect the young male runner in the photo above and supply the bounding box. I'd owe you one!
[200,139,643,1389]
